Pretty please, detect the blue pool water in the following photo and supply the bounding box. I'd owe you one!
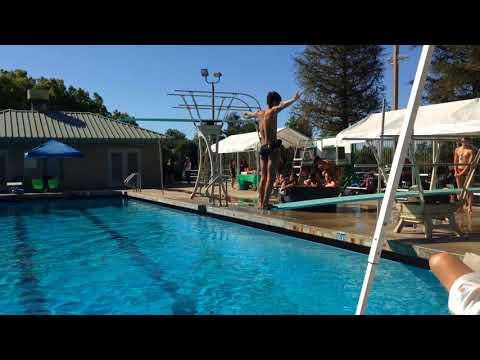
[0,198,449,315]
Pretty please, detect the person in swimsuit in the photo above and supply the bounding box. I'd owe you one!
[454,137,477,213]
[244,91,301,209]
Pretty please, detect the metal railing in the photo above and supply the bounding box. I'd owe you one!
[124,172,142,192]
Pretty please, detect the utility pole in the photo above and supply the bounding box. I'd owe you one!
[393,45,399,110]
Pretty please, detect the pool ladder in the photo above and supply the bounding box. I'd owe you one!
[124,172,142,192]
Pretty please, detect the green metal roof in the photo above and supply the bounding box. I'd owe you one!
[0,109,164,143]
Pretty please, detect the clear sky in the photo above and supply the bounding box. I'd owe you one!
[0,45,422,138]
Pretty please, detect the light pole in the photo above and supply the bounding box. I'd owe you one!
[389,46,409,110]
[201,68,222,125]
[200,68,223,204]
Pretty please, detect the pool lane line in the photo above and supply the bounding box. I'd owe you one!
[13,209,49,315]
[78,209,198,315]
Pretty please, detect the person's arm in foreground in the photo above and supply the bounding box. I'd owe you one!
[430,252,480,315]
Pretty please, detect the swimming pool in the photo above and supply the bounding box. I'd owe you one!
[0,197,449,315]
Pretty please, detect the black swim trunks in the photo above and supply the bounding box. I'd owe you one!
[259,140,282,161]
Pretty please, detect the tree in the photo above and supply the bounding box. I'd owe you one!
[424,46,480,104]
[111,110,138,126]
[294,45,385,136]
[0,68,132,124]
[224,112,256,136]
[0,69,35,109]
[285,115,312,137]
[163,128,198,169]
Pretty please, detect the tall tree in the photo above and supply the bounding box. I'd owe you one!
[285,115,312,137]
[294,45,385,136]
[163,128,198,168]
[224,112,256,136]
[424,46,480,104]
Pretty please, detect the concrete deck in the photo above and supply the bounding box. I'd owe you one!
[128,187,480,266]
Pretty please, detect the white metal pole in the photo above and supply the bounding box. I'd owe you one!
[355,45,434,315]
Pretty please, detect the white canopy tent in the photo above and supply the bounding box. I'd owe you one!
[211,127,311,154]
[211,127,311,189]
[336,97,480,143]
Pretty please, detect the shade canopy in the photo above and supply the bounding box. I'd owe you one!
[336,98,480,144]
[212,127,311,154]
[24,140,84,159]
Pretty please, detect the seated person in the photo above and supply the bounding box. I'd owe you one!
[314,171,324,187]
[303,172,319,187]
[239,160,247,173]
[280,174,298,194]
[429,252,480,315]
[273,174,285,190]
[323,171,337,188]
[300,166,310,180]
[361,172,377,193]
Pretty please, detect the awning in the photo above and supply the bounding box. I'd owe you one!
[212,127,311,154]
[336,98,480,144]
[24,140,84,159]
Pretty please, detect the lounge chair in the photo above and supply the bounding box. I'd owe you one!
[32,178,44,192]
[48,177,60,192]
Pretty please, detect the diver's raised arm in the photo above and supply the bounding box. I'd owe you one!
[243,111,259,119]
[272,92,301,113]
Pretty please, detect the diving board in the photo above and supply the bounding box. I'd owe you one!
[274,188,480,210]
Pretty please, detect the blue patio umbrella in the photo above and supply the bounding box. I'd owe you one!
[24,140,83,190]
[25,140,83,159]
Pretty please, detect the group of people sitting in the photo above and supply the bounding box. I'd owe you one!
[273,156,338,199]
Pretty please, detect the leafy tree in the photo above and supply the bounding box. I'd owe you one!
[0,69,35,109]
[163,128,198,170]
[224,112,256,136]
[111,110,137,126]
[0,68,132,124]
[285,115,312,137]
[294,45,385,136]
[424,46,480,104]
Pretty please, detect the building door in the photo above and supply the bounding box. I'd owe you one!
[127,152,139,175]
[110,152,124,188]
[108,149,141,188]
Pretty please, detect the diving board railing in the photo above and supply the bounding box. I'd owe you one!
[124,172,142,192]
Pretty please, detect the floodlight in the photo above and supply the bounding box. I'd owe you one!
[201,68,209,77]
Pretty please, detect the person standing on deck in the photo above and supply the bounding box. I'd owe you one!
[454,137,477,213]
[229,159,237,189]
[183,156,192,184]
[243,91,301,209]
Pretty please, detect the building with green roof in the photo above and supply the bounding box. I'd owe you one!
[0,104,165,191]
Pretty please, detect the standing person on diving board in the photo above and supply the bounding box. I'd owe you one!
[243,91,301,210]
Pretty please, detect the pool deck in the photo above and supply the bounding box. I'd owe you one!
[127,187,480,267]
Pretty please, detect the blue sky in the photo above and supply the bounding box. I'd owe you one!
[0,45,422,138]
